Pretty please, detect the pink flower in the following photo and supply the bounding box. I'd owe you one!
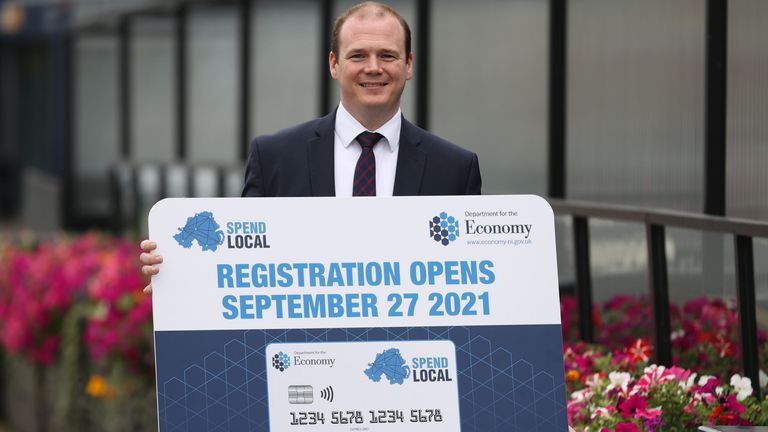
[618,394,648,418]
[698,376,722,394]
[615,422,640,432]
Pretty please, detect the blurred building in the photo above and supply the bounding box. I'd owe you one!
[1,0,767,302]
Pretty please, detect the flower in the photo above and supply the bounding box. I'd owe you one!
[729,374,753,401]
[606,371,631,394]
[615,423,639,432]
[566,369,581,382]
[85,374,117,399]
[626,339,652,363]
[560,294,766,430]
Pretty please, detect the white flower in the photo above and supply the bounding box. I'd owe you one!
[681,373,698,390]
[591,407,612,419]
[760,370,768,389]
[698,375,715,386]
[571,388,590,402]
[606,371,631,394]
[670,329,685,340]
[730,374,753,401]
[715,386,723,396]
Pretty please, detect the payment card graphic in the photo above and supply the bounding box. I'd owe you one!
[266,340,460,431]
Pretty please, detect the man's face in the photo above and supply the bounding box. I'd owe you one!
[329,13,413,121]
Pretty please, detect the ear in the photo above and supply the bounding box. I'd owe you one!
[405,52,414,80]
[329,51,339,80]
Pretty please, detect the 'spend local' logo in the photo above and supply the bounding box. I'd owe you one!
[174,211,225,252]
[430,212,459,246]
[272,352,291,372]
[364,348,410,385]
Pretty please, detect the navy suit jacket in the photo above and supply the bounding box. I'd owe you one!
[242,109,481,197]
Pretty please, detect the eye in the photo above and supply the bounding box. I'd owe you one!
[380,53,397,61]
[349,53,366,61]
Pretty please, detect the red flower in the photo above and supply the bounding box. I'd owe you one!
[626,339,652,364]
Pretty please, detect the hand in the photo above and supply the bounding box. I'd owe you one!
[140,239,163,294]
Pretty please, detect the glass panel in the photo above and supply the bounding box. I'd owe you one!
[187,6,239,164]
[430,0,548,195]
[567,0,706,211]
[727,0,768,221]
[556,216,578,343]
[131,16,176,163]
[666,228,739,378]
[251,0,321,138]
[73,35,120,216]
[666,229,736,302]
[555,215,574,287]
[588,219,649,349]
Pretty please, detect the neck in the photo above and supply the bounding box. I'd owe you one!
[343,103,399,131]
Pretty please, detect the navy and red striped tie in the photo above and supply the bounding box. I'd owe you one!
[353,131,383,196]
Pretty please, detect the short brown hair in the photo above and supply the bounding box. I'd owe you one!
[331,2,411,57]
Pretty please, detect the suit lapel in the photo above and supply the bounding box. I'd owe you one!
[307,110,337,196]
[393,117,426,196]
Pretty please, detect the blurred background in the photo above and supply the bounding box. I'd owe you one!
[1,0,767,430]
[2,0,763,314]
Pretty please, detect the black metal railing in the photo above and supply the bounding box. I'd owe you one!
[550,198,768,398]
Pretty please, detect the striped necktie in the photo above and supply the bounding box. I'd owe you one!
[353,131,383,196]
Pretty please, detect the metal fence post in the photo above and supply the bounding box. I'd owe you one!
[735,234,760,398]
[573,216,594,342]
[646,224,672,366]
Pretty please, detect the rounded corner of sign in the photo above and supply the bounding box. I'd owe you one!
[147,198,172,222]
[527,195,555,217]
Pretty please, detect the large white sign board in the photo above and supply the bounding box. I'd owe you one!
[150,195,567,432]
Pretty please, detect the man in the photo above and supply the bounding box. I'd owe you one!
[141,1,481,291]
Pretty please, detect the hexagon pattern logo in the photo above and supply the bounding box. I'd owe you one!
[271,351,291,372]
[430,212,460,246]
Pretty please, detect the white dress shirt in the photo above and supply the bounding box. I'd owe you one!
[333,103,401,197]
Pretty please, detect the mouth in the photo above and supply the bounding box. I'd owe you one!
[359,82,388,88]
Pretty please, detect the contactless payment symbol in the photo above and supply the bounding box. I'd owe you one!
[429,212,459,246]
[319,386,334,402]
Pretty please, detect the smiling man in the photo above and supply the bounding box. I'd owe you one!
[141,2,481,292]
[240,1,481,198]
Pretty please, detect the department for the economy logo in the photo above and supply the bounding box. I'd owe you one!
[174,211,225,252]
[272,351,291,372]
[429,212,460,246]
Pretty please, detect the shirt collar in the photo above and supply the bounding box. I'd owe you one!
[335,102,401,152]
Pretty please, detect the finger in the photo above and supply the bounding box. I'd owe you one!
[143,284,153,294]
[139,252,163,265]
[142,265,160,276]
[140,240,157,252]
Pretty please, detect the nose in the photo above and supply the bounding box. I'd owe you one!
[364,57,382,74]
